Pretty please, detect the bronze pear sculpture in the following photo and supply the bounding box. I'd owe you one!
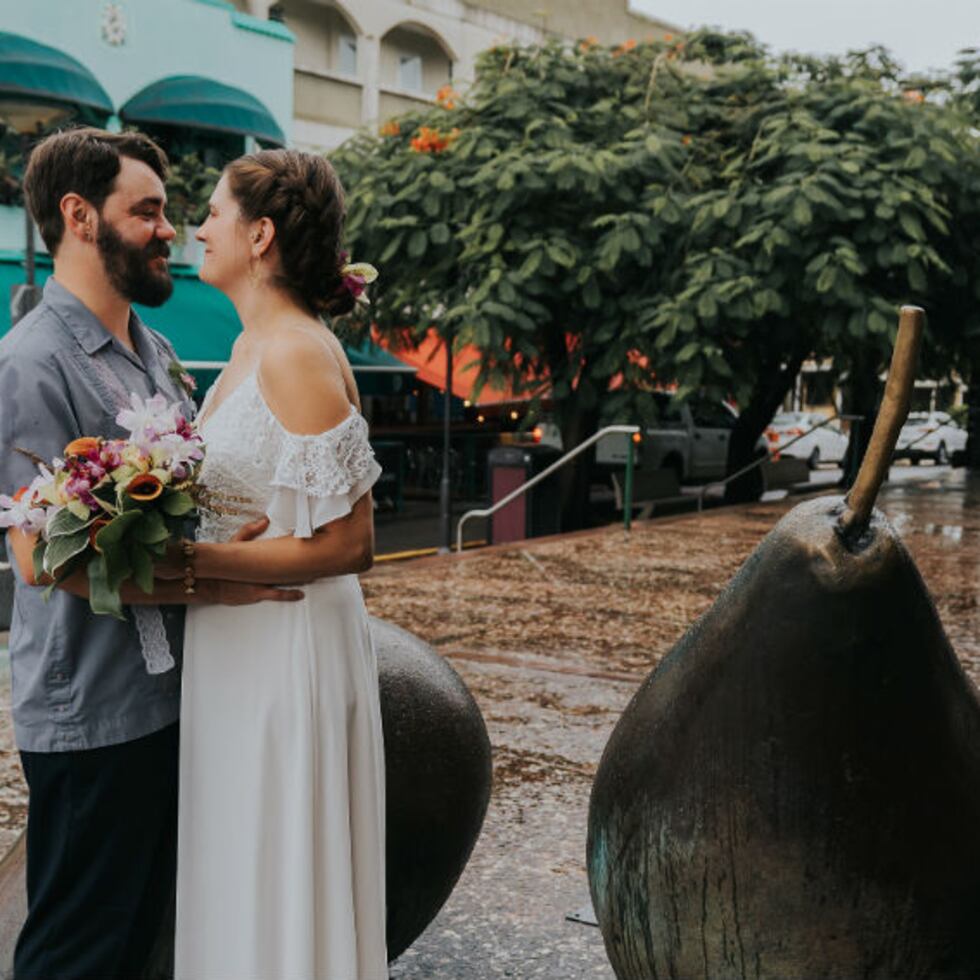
[587,308,980,978]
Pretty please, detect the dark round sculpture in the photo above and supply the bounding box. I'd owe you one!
[588,497,980,979]
[372,616,493,962]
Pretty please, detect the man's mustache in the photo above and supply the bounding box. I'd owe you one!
[145,240,171,260]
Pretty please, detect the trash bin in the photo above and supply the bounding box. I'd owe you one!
[487,445,562,545]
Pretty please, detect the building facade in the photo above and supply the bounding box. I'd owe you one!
[233,0,675,151]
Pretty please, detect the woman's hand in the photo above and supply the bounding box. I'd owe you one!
[154,516,273,580]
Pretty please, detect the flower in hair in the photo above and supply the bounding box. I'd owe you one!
[339,252,379,306]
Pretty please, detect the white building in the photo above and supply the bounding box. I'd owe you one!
[232,0,676,150]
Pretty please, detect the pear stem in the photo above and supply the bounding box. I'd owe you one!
[839,305,924,540]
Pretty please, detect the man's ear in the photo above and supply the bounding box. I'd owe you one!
[59,193,98,245]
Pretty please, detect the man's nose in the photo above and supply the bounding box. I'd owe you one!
[159,216,177,241]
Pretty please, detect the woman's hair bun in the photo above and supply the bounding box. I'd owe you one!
[225,149,354,317]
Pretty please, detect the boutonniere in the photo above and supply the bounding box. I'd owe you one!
[168,359,198,398]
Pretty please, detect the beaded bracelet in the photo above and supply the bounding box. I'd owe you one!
[181,539,197,596]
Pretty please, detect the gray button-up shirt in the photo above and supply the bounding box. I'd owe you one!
[0,278,195,752]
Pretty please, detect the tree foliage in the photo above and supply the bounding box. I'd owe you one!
[335,31,980,517]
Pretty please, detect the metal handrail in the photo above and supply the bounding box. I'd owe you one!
[455,424,640,553]
[695,413,862,511]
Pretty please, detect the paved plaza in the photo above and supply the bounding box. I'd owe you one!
[0,466,977,977]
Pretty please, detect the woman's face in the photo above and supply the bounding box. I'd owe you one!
[195,174,254,292]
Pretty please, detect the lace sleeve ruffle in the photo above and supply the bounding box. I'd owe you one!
[265,414,381,538]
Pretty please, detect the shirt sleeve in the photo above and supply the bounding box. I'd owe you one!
[0,346,79,501]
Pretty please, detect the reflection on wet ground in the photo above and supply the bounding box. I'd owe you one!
[0,468,977,977]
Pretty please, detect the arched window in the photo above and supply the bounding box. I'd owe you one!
[278,0,360,78]
[380,21,454,96]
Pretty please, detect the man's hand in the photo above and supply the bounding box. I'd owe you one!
[197,579,305,606]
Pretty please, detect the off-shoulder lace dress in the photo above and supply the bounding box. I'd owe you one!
[174,369,387,979]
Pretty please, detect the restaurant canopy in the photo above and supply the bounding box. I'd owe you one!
[120,75,285,146]
[0,31,113,130]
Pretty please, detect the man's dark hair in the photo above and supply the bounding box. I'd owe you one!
[23,127,168,255]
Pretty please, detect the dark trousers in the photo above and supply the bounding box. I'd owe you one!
[15,723,179,980]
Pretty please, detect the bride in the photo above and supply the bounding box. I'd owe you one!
[165,149,387,978]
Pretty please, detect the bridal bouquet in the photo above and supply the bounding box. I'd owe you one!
[0,393,204,618]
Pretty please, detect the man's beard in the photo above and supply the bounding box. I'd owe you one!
[96,220,174,307]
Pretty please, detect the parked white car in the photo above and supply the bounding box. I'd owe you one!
[894,411,967,465]
[764,411,849,469]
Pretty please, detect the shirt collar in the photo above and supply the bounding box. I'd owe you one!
[43,277,152,369]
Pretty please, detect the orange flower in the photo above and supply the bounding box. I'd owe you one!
[126,473,163,502]
[88,518,111,552]
[410,125,456,154]
[902,89,925,104]
[681,134,693,146]
[436,85,459,109]
[579,35,599,52]
[613,38,638,58]
[664,33,673,42]
[380,119,401,137]
[64,437,100,458]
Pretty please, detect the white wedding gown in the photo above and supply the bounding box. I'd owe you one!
[175,370,388,979]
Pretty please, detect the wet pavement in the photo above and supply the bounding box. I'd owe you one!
[0,465,977,977]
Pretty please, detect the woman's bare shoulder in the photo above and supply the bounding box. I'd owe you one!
[257,327,351,435]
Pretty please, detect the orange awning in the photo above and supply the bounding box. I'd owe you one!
[372,327,550,406]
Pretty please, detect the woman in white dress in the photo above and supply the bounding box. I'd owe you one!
[167,150,388,979]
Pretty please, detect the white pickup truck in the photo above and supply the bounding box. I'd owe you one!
[596,392,750,482]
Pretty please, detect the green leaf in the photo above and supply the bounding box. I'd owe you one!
[868,310,890,335]
[407,229,427,258]
[429,222,451,245]
[791,197,813,227]
[907,261,927,293]
[88,554,124,620]
[95,510,145,551]
[815,266,837,294]
[677,341,700,363]
[130,543,155,595]
[379,233,404,264]
[133,510,169,545]
[42,528,90,577]
[161,491,196,517]
[899,210,925,241]
[47,508,96,539]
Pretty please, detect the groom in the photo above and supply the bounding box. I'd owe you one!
[0,127,301,978]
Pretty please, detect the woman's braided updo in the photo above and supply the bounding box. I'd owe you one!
[225,149,355,317]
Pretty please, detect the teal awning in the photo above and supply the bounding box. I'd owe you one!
[120,75,285,145]
[0,32,113,123]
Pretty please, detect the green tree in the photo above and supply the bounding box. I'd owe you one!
[334,31,980,520]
